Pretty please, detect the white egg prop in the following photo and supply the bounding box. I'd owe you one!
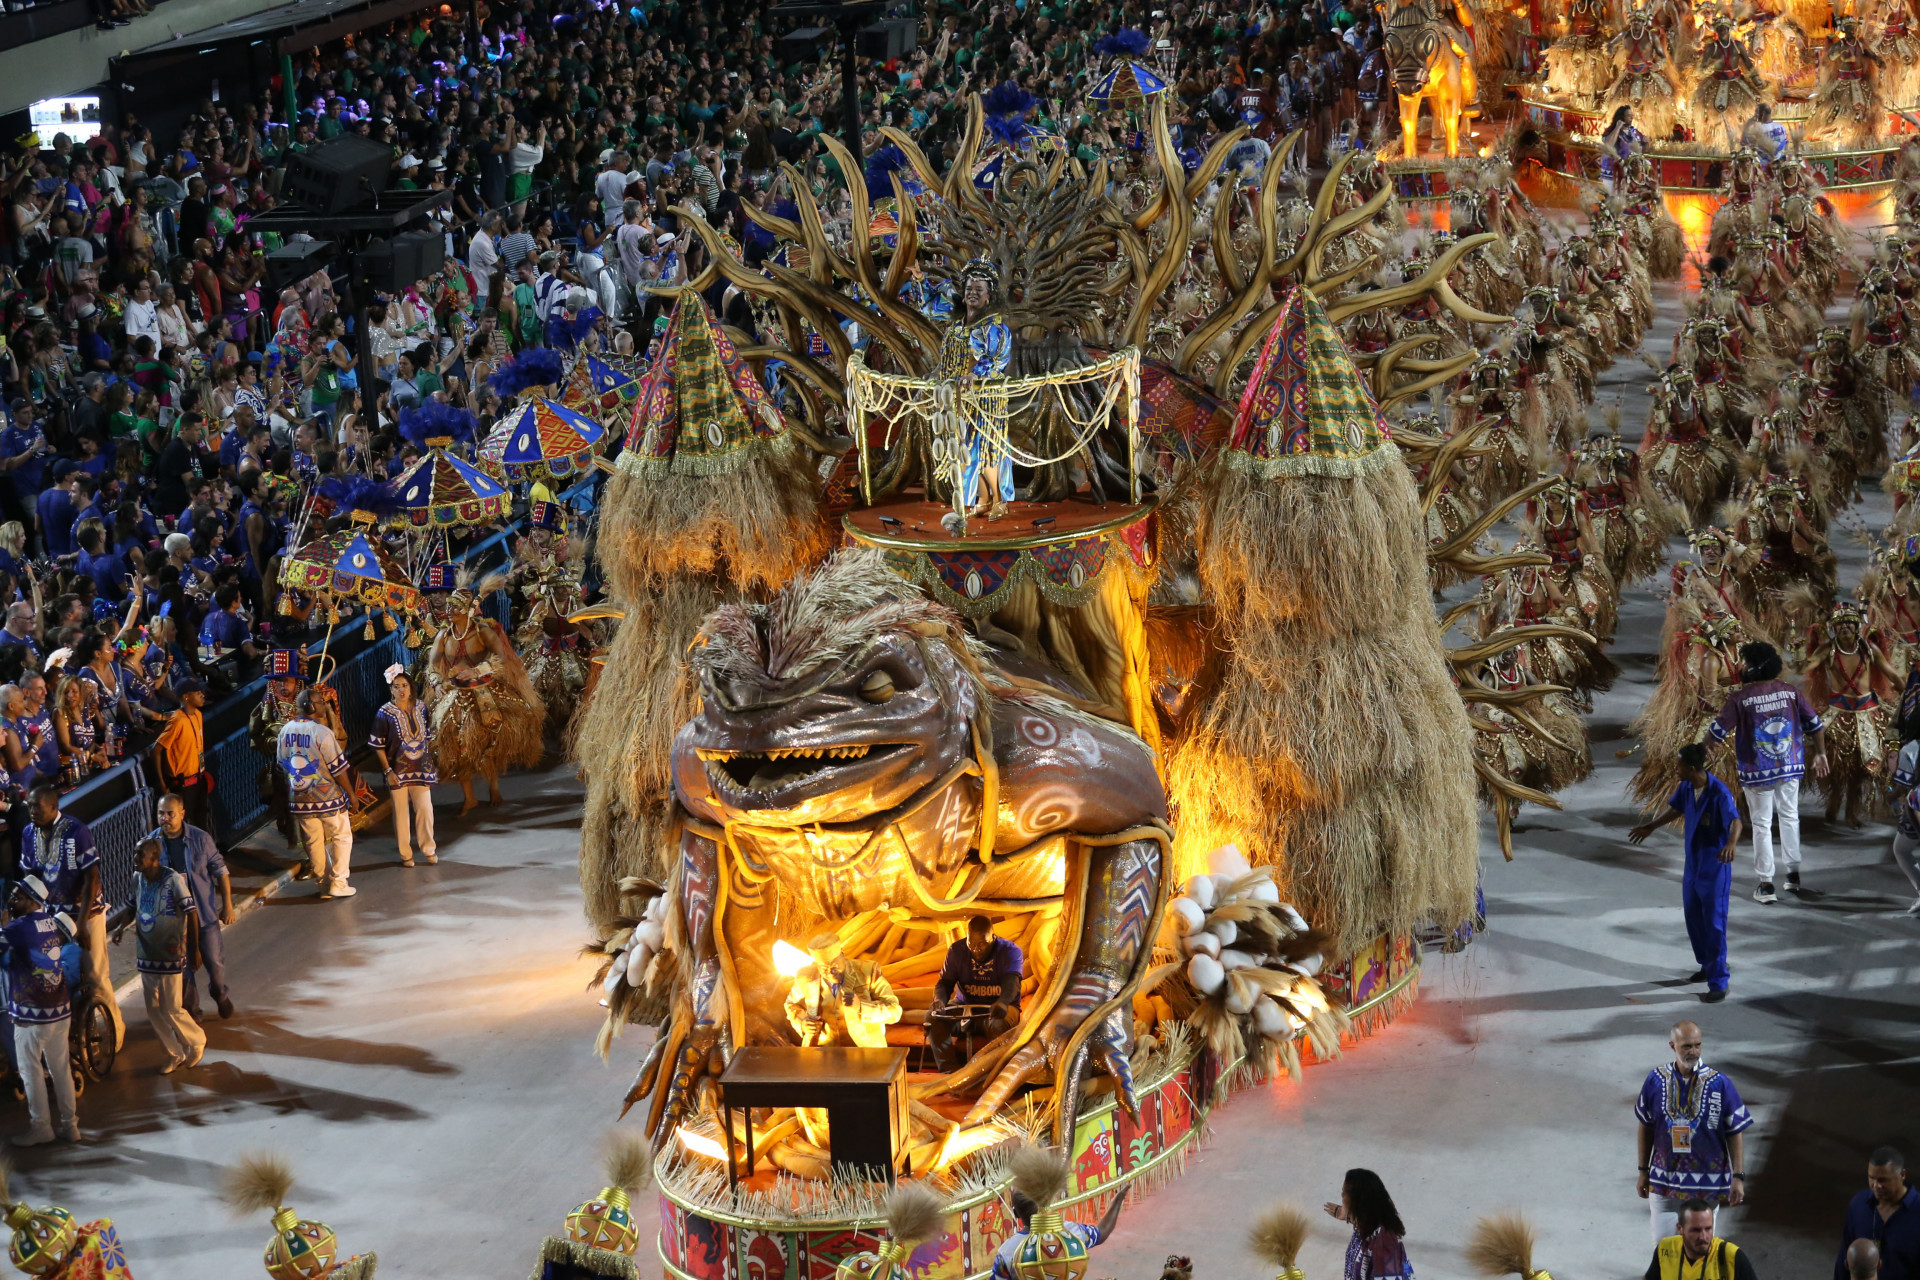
[1183,875,1218,910]
[1187,952,1225,994]
[1169,897,1207,935]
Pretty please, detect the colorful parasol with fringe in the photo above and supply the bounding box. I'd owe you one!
[480,397,607,483]
[279,478,424,639]
[1089,60,1169,108]
[386,449,510,529]
[561,352,644,416]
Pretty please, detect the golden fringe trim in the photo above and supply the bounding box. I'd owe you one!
[615,430,790,479]
[534,1237,641,1279]
[1218,437,1402,481]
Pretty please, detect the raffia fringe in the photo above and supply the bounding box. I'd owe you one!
[533,1237,642,1279]
[1218,438,1401,481]
[333,1255,379,1280]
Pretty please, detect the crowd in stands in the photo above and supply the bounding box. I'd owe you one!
[0,0,1392,797]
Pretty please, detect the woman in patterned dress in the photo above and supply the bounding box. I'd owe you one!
[1324,1169,1415,1280]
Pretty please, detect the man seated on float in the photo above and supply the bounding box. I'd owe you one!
[784,932,902,1049]
[928,914,1023,1072]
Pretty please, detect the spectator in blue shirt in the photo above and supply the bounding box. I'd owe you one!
[1631,743,1745,1001]
[0,402,52,522]
[35,467,79,559]
[75,527,125,604]
[198,584,258,662]
[1837,1149,1920,1280]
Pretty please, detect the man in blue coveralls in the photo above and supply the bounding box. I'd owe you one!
[1631,743,1745,1003]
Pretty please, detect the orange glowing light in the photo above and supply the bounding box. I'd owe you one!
[676,1127,729,1160]
[772,939,810,977]
[1661,191,1722,259]
[933,1125,1006,1169]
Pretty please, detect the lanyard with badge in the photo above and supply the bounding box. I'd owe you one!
[1666,1064,1708,1153]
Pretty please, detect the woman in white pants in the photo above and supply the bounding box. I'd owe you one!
[369,666,439,867]
[1891,785,1920,914]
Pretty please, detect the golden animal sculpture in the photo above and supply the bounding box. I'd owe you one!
[1383,0,1481,158]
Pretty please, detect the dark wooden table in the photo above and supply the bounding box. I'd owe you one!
[719,1046,910,1188]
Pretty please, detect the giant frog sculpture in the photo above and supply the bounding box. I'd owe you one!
[625,550,1170,1146]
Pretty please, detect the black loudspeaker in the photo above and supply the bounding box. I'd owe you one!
[283,135,393,214]
[356,230,446,292]
[264,239,336,292]
[777,26,831,62]
[857,17,916,60]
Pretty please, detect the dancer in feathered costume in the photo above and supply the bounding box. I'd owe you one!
[1554,236,1624,361]
[1620,153,1688,279]
[1803,599,1902,823]
[1692,16,1771,147]
[1709,149,1773,261]
[1478,546,1619,707]
[1772,371,1856,508]
[1530,474,1620,643]
[1807,324,1893,478]
[1469,638,1595,805]
[1397,412,1490,588]
[1604,5,1680,138]
[1673,525,1767,629]
[1547,0,1618,105]
[1811,17,1887,147]
[1732,475,1839,644]
[1628,589,1751,813]
[1673,316,1754,443]
[1876,0,1920,106]
[511,501,601,740]
[1447,354,1538,502]
[1854,266,1920,401]
[1592,214,1656,348]
[1643,365,1739,522]
[1863,544,1920,666]
[1515,286,1597,422]
[1733,230,1820,360]
[1577,426,1669,584]
[426,569,547,813]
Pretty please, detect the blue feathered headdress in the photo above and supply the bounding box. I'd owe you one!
[983,82,1040,148]
[546,306,605,352]
[1095,28,1152,58]
[864,145,913,203]
[487,347,566,399]
[397,400,479,451]
[317,474,402,519]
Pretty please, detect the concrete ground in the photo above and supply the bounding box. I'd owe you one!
[11,282,1918,1278]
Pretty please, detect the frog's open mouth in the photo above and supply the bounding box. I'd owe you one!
[697,743,910,796]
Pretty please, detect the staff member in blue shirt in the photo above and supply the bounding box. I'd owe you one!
[1837,1148,1920,1280]
[0,875,79,1146]
[1630,743,1744,1003]
[928,914,1023,1071]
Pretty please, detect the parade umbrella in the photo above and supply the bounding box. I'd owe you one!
[1088,60,1169,109]
[479,397,607,483]
[385,449,511,529]
[561,352,643,418]
[279,479,424,643]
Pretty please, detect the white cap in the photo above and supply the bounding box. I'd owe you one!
[399,153,421,168]
[384,663,408,685]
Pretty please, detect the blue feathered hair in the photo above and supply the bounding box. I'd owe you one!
[1096,28,1152,58]
[546,306,605,352]
[487,347,566,399]
[318,474,402,519]
[983,82,1040,147]
[397,400,479,451]
[864,144,913,203]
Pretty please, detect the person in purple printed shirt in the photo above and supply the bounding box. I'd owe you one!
[1636,1020,1754,1248]
[1325,1169,1415,1280]
[1709,641,1828,904]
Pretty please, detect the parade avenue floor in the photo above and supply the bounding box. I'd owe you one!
[13,277,1919,1279]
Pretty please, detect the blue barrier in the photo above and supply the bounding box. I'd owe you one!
[59,760,155,921]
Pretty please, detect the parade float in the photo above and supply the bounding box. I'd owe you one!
[1517,0,1912,220]
[573,95,1490,1280]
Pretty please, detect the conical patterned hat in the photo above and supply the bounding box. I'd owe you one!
[620,292,785,477]
[1089,61,1169,108]
[1227,283,1396,478]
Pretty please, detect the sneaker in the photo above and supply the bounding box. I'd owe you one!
[186,1043,204,1068]
[217,995,234,1019]
[1702,988,1729,1004]
[1753,882,1778,904]
[1686,970,1708,983]
[159,1055,183,1074]
[330,883,357,898]
[400,858,415,868]
[9,1130,54,1148]
[292,865,314,882]
[423,852,438,865]
[317,886,334,900]
[1786,870,1804,893]
[56,1124,81,1143]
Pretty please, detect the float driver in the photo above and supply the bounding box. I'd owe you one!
[928,914,1024,1071]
